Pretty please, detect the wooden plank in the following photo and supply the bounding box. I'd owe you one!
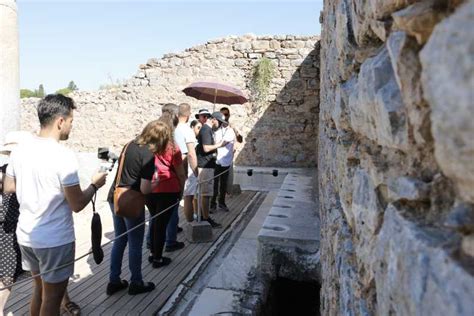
[105,192,255,314]
[134,192,257,314]
[128,243,211,311]
[109,244,208,315]
[82,220,207,310]
[104,234,210,312]
[4,191,258,316]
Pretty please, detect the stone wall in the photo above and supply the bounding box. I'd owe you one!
[319,0,474,315]
[20,34,320,167]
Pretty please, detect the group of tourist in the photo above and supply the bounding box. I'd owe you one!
[0,94,241,315]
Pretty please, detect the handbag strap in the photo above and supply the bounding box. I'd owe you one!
[114,141,132,190]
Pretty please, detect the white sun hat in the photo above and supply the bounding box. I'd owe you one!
[0,131,33,155]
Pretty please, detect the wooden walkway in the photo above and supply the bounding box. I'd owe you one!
[5,191,258,315]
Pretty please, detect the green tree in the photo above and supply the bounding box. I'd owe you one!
[56,88,72,96]
[20,89,36,98]
[37,84,45,97]
[67,81,78,91]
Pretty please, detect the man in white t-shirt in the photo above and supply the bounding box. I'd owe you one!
[4,94,107,316]
[174,103,199,222]
[210,112,236,212]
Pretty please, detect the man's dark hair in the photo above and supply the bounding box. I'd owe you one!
[220,107,230,113]
[37,94,76,127]
[190,120,199,128]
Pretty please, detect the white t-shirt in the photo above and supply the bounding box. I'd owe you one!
[214,126,236,167]
[174,122,196,155]
[6,136,80,248]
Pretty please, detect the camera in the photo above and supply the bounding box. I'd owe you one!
[97,147,118,172]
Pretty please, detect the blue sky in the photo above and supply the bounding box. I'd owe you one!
[18,1,322,92]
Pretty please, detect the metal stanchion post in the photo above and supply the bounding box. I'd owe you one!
[197,181,202,222]
[187,172,212,243]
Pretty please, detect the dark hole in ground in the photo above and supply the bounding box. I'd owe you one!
[261,277,320,316]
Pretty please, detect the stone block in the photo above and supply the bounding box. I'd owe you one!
[189,288,257,316]
[420,1,474,203]
[461,234,474,257]
[335,0,357,80]
[230,184,242,195]
[369,0,418,19]
[233,42,251,51]
[332,77,355,132]
[375,205,474,316]
[208,238,263,293]
[392,0,448,45]
[258,175,319,254]
[387,31,423,108]
[348,47,408,150]
[369,19,392,42]
[444,202,474,234]
[186,221,213,243]
[269,39,281,49]
[387,176,430,202]
[248,53,262,59]
[352,169,384,259]
[251,40,270,50]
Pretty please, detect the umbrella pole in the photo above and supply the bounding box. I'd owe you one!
[213,89,217,112]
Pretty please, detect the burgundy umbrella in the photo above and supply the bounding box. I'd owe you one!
[182,81,248,110]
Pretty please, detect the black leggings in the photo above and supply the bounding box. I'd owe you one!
[146,192,180,260]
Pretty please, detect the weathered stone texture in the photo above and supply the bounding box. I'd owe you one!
[320,0,474,315]
[420,1,474,203]
[20,35,320,167]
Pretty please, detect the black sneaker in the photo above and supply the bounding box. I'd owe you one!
[152,256,172,268]
[177,226,183,233]
[165,241,185,252]
[106,280,129,295]
[210,203,217,214]
[128,281,155,295]
[206,217,222,228]
[218,204,229,212]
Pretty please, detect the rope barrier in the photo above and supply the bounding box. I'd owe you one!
[0,166,231,291]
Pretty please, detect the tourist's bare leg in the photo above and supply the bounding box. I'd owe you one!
[183,195,194,222]
[201,196,210,219]
[193,196,198,217]
[61,289,71,306]
[40,279,68,316]
[30,272,42,316]
[0,282,11,316]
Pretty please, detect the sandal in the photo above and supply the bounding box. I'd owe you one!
[62,301,81,316]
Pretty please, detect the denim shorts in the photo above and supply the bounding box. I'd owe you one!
[20,242,75,283]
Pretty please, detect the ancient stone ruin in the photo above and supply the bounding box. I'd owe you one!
[20,34,320,167]
[319,0,474,314]
[1,0,473,314]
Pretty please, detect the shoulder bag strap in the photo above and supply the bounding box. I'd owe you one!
[114,141,132,189]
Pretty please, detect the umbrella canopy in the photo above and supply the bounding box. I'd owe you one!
[182,81,248,105]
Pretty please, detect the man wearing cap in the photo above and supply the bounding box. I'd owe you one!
[195,112,228,228]
[210,112,236,212]
[195,108,211,126]
[3,94,107,315]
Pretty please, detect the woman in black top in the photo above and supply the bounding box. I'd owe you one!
[106,120,172,296]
